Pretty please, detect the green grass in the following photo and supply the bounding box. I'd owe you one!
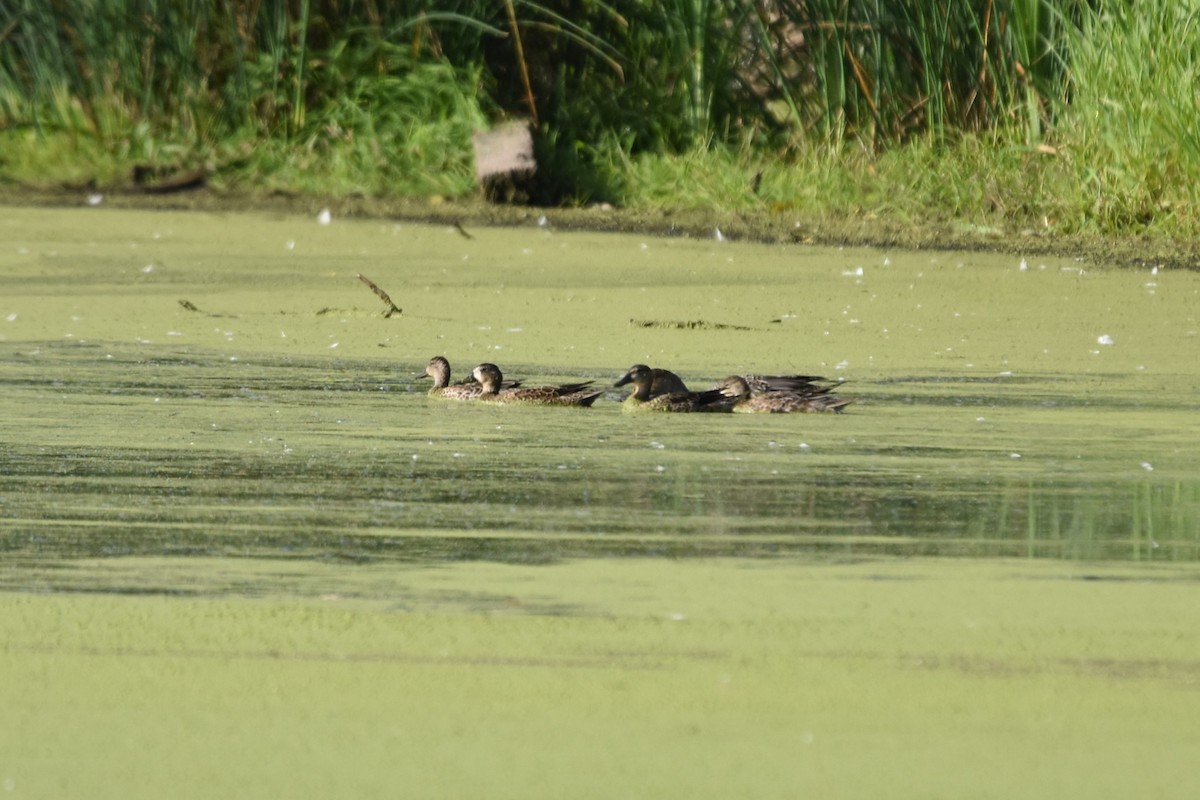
[1050,1,1200,232]
[1,0,1198,239]
[614,131,1124,237]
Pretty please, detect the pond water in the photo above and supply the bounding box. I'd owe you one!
[2,205,1199,799]
[2,205,1197,591]
[1,339,1198,581]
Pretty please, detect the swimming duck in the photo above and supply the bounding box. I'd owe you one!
[614,364,734,412]
[639,365,691,398]
[417,356,520,400]
[716,375,853,413]
[472,363,604,407]
[741,373,830,393]
[626,363,826,398]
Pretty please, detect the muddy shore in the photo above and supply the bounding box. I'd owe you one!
[4,185,1197,271]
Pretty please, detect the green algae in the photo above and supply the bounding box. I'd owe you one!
[2,205,1200,798]
[2,559,1199,800]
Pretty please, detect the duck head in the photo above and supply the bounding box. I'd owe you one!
[614,364,656,401]
[421,356,452,388]
[471,363,504,395]
[716,375,751,399]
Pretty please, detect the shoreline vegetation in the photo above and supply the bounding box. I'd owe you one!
[6,184,1196,272]
[2,1,1198,268]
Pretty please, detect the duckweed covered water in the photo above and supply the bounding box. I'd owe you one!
[2,205,1199,799]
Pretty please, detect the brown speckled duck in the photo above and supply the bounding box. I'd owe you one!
[716,375,853,413]
[614,364,734,412]
[417,356,520,400]
[627,363,828,398]
[472,363,604,407]
[639,365,691,398]
[741,373,830,393]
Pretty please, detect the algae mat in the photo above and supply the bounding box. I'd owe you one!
[2,205,1199,798]
[2,560,1199,800]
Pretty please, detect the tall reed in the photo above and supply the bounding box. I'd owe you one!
[1049,0,1200,230]
[739,0,1063,146]
[1,0,1196,230]
[0,1,1072,148]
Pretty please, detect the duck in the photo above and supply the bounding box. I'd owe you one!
[614,364,734,412]
[716,375,853,413]
[416,356,520,400]
[471,363,604,407]
[638,365,691,398]
[741,373,830,393]
[625,363,827,398]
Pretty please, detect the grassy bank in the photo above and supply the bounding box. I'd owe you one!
[1,1,1197,244]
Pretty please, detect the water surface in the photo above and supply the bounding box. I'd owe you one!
[2,201,1197,589]
[2,205,1198,799]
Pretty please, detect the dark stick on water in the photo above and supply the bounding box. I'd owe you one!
[356,273,402,317]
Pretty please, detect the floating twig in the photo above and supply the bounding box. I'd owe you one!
[356,273,402,317]
[177,298,234,318]
[452,221,474,240]
[629,318,752,332]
